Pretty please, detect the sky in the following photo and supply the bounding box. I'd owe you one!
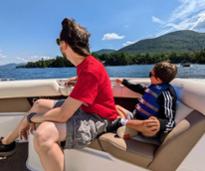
[1,0,205,65]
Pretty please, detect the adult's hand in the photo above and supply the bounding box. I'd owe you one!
[64,76,77,87]
[115,78,123,84]
[18,117,30,140]
[30,123,37,134]
[142,116,160,137]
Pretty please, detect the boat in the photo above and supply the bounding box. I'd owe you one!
[181,63,192,67]
[0,78,204,171]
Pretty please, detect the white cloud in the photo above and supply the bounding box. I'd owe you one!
[0,50,8,65]
[169,0,197,22]
[0,53,53,66]
[152,16,164,25]
[102,33,125,40]
[123,40,137,47]
[0,50,7,59]
[16,56,53,63]
[155,0,205,36]
[191,12,205,30]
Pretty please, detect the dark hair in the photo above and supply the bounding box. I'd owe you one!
[153,61,177,83]
[60,18,90,57]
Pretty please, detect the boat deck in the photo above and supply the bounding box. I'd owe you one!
[0,142,29,171]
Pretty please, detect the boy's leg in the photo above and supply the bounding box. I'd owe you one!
[117,126,138,138]
[2,99,56,145]
[117,122,154,139]
[117,117,157,138]
[140,116,160,137]
[125,117,160,137]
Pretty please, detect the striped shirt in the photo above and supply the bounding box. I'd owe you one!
[122,79,177,135]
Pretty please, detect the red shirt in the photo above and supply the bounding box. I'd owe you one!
[70,55,118,121]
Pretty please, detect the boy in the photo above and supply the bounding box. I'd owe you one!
[110,61,177,139]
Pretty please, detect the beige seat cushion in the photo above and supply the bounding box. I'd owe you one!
[87,139,102,151]
[99,133,158,167]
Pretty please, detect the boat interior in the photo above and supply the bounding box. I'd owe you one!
[0,78,204,171]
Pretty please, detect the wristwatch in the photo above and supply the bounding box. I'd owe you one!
[27,112,37,123]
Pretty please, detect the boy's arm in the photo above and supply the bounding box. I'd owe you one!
[122,79,146,94]
[157,90,177,134]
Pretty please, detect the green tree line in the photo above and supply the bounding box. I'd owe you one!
[18,49,205,68]
[17,56,73,68]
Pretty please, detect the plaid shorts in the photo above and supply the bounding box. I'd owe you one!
[54,99,108,149]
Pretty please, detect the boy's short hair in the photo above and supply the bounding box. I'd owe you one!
[153,61,177,83]
[60,18,90,57]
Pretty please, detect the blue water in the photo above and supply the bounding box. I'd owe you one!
[0,64,205,80]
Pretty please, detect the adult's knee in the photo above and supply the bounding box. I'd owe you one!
[33,122,58,152]
[33,99,45,109]
[34,127,52,152]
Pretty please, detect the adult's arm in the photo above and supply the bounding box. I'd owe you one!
[65,76,78,86]
[31,97,83,123]
[32,72,99,123]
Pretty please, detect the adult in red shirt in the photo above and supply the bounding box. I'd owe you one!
[0,18,117,171]
[70,55,117,121]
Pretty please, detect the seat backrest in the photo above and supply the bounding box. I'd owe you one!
[175,101,193,124]
[173,79,205,116]
[148,79,205,171]
[149,110,205,171]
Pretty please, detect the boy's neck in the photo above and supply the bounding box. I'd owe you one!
[151,82,168,86]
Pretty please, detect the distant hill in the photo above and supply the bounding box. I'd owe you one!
[94,49,116,55]
[10,30,205,68]
[119,30,205,53]
[0,63,17,69]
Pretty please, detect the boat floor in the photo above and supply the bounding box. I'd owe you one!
[0,142,29,171]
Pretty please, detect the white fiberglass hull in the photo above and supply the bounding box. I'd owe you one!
[0,78,204,171]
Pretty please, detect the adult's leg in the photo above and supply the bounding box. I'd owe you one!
[33,121,66,171]
[2,99,56,145]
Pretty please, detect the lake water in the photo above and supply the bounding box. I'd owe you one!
[0,64,205,80]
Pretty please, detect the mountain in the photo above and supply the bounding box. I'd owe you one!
[0,63,27,69]
[0,63,17,68]
[119,30,205,53]
[94,49,116,55]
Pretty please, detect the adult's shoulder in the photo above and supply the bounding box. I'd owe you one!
[85,55,105,72]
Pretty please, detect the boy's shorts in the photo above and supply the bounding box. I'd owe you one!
[53,99,108,149]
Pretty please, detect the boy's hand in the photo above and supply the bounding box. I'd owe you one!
[142,116,160,137]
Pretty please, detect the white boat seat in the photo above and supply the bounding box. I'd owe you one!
[87,79,205,170]
[93,100,192,166]
[96,111,205,170]
[95,101,205,170]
